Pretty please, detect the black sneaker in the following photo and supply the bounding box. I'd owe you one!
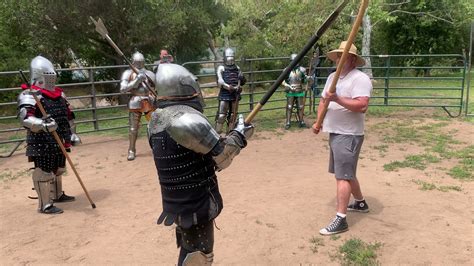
[284,123,291,130]
[40,205,63,214]
[54,193,75,202]
[319,215,348,235]
[347,200,369,213]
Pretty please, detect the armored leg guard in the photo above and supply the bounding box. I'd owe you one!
[176,220,214,266]
[296,96,306,128]
[51,172,75,202]
[32,168,62,214]
[285,97,295,129]
[215,101,230,134]
[128,112,141,160]
[183,251,214,266]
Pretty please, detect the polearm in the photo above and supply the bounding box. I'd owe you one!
[227,79,241,133]
[313,0,369,130]
[89,17,157,98]
[19,70,96,209]
[244,0,349,124]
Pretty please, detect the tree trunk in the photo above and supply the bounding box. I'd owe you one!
[207,28,222,62]
[361,12,373,79]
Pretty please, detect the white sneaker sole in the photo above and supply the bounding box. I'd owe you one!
[319,227,349,235]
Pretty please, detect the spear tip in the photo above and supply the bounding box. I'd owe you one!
[90,16,108,38]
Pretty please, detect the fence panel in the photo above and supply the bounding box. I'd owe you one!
[0,54,466,157]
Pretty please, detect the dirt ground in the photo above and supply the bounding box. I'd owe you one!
[1,114,473,265]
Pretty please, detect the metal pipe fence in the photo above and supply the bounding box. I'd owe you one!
[0,54,467,157]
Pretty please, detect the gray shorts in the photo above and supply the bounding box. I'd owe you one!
[329,133,364,180]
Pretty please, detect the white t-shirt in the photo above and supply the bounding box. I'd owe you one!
[321,68,372,135]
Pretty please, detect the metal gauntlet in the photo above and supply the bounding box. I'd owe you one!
[19,107,57,133]
[211,131,246,171]
[69,120,82,145]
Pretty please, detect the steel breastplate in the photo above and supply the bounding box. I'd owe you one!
[132,86,149,96]
[288,68,304,90]
[26,96,71,157]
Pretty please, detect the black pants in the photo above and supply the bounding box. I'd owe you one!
[176,220,214,266]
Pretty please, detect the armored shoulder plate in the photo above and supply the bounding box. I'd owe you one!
[148,105,219,154]
[18,90,41,107]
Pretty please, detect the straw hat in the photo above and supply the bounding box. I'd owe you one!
[326,41,365,67]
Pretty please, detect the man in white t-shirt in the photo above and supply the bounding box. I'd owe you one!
[312,41,373,235]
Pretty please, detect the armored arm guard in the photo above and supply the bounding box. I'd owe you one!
[237,66,246,86]
[211,115,253,171]
[145,70,156,88]
[61,92,81,145]
[216,65,231,90]
[120,69,144,93]
[18,91,43,132]
[18,106,57,133]
[300,66,307,84]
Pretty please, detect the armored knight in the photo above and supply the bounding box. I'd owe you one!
[18,56,81,214]
[120,51,156,161]
[282,53,308,129]
[215,48,246,134]
[148,63,254,266]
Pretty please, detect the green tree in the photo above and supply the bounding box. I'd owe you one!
[373,0,473,75]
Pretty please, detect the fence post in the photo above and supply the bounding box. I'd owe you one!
[384,56,391,106]
[89,68,99,130]
[249,60,255,111]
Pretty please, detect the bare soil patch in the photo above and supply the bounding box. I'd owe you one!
[1,115,473,265]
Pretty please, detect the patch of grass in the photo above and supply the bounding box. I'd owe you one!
[412,179,463,192]
[437,185,462,192]
[384,153,440,171]
[412,179,437,191]
[309,236,325,253]
[0,168,30,182]
[330,235,341,241]
[337,238,382,266]
[372,144,388,157]
[448,163,473,181]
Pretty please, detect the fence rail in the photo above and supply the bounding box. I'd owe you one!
[0,54,468,157]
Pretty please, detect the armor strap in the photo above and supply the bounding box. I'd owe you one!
[157,93,199,101]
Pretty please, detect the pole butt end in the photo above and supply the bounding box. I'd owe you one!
[91,203,97,209]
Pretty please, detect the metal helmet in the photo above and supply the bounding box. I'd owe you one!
[132,51,145,69]
[223,48,235,66]
[155,63,204,107]
[290,53,297,61]
[30,56,57,91]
